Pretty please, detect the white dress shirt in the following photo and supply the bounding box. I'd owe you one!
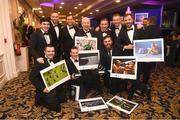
[127,25,135,43]
[41,29,51,44]
[67,25,76,39]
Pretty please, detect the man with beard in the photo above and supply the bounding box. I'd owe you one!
[49,12,62,60]
[100,35,123,93]
[61,15,79,59]
[121,14,151,101]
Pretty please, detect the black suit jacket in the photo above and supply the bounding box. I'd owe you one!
[65,58,79,75]
[49,22,61,47]
[74,28,97,38]
[30,30,53,59]
[61,26,79,53]
[100,45,122,71]
[117,25,141,56]
[110,25,126,45]
[29,58,54,92]
[96,29,111,50]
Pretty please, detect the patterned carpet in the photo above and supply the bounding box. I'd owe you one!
[0,63,179,119]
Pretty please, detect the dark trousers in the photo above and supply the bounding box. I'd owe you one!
[65,77,86,99]
[35,89,60,112]
[128,63,148,99]
[82,70,102,92]
[141,62,155,85]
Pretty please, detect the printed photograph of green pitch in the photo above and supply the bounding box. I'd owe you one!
[43,63,68,87]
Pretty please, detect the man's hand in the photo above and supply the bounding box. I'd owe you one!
[37,57,44,64]
[123,44,134,50]
[43,88,49,93]
[71,73,78,80]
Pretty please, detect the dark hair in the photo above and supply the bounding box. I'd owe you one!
[102,35,112,41]
[148,16,157,25]
[71,46,78,51]
[40,17,50,23]
[100,17,108,22]
[123,13,134,20]
[112,13,121,18]
[66,15,74,19]
[44,44,55,50]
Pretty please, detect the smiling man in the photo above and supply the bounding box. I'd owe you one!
[30,17,54,64]
[29,44,67,112]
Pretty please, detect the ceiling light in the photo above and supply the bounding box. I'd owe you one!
[74,7,78,9]
[95,9,99,12]
[69,12,72,15]
[78,3,82,6]
[115,0,120,3]
[59,6,63,9]
[90,12,93,15]
[61,2,64,5]
[39,10,43,13]
[42,16,45,17]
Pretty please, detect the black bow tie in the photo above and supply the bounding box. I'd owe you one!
[43,32,49,35]
[127,28,133,31]
[48,59,53,62]
[85,31,90,33]
[74,59,78,62]
[69,26,74,29]
[115,27,119,30]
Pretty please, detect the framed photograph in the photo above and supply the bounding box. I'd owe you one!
[106,96,138,114]
[75,36,97,50]
[40,60,70,91]
[78,50,99,70]
[110,56,137,80]
[135,13,148,24]
[134,38,164,62]
[78,97,108,112]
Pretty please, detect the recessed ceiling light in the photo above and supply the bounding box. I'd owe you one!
[95,9,99,12]
[61,2,64,5]
[59,6,63,9]
[78,3,82,6]
[69,12,72,14]
[115,0,120,3]
[39,10,43,13]
[90,12,93,15]
[42,16,45,17]
[74,7,78,9]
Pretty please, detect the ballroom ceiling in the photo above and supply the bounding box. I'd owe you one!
[20,0,180,22]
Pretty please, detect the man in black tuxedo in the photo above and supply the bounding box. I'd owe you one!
[74,17,97,38]
[65,46,86,99]
[74,17,102,94]
[100,35,123,93]
[110,13,126,45]
[49,12,62,60]
[122,14,151,100]
[61,15,79,59]
[139,16,161,85]
[30,17,54,64]
[96,17,111,50]
[29,44,66,112]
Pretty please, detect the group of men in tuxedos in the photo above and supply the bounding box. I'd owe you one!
[29,11,160,111]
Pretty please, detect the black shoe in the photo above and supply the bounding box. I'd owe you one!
[146,89,151,102]
[128,94,133,100]
[34,100,41,107]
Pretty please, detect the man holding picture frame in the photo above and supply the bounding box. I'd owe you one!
[100,35,123,94]
[120,14,151,101]
[29,44,67,112]
[65,46,86,99]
